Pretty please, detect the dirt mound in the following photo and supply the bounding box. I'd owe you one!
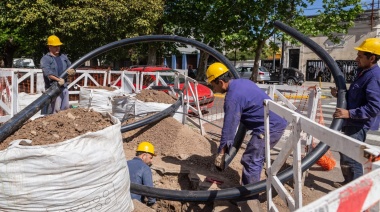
[123,117,211,157]
[85,86,117,91]
[1,108,113,150]
[135,89,176,104]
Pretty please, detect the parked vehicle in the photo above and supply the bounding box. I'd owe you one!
[269,67,305,85]
[235,65,304,85]
[12,58,36,68]
[115,65,215,111]
[236,66,271,82]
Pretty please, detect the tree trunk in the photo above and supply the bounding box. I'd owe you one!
[196,51,209,81]
[251,39,265,82]
[3,39,18,68]
[147,44,157,65]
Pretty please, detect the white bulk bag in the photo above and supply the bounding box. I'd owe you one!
[79,86,123,113]
[135,99,183,122]
[0,114,134,212]
[110,94,136,121]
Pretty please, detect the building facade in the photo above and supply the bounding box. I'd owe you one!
[283,9,380,82]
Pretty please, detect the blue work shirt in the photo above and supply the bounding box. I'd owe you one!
[345,64,380,130]
[219,79,287,153]
[127,157,156,205]
[40,53,71,89]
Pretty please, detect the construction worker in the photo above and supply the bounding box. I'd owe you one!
[40,35,75,114]
[127,141,156,206]
[207,62,287,199]
[331,38,380,187]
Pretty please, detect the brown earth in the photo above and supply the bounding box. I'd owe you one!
[0,108,113,150]
[85,86,117,91]
[135,89,176,104]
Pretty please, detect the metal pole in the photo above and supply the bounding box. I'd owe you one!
[279,36,285,85]
[272,32,276,73]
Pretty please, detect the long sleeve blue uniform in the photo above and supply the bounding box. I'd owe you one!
[340,64,380,180]
[127,157,156,205]
[345,64,380,130]
[220,79,287,185]
[40,53,71,114]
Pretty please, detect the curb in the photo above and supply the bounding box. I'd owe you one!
[214,93,331,99]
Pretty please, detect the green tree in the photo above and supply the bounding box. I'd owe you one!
[0,0,165,66]
[164,0,363,82]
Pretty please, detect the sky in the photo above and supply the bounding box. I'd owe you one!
[303,0,377,16]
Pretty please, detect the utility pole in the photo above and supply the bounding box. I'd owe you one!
[279,36,285,85]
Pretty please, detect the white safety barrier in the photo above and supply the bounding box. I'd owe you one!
[0,71,18,122]
[297,161,380,212]
[263,99,380,211]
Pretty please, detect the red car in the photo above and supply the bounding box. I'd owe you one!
[115,66,214,111]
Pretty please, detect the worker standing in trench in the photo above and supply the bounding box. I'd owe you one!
[331,38,380,187]
[206,62,287,200]
[127,141,156,207]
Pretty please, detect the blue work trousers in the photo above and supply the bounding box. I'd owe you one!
[51,87,70,114]
[340,126,368,181]
[241,130,284,185]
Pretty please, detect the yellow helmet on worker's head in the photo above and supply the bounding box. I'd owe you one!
[136,141,156,156]
[47,35,63,46]
[206,62,229,84]
[354,38,380,56]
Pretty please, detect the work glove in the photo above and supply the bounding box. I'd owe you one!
[214,153,225,170]
[67,68,76,76]
[57,78,65,86]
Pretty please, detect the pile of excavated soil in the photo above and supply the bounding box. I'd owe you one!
[123,117,241,186]
[135,89,176,104]
[0,108,113,150]
[85,86,117,91]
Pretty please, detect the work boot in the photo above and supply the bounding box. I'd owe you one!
[333,165,353,188]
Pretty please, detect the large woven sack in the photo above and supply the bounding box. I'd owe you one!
[79,86,123,113]
[0,114,134,212]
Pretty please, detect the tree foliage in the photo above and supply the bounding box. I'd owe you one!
[163,0,363,81]
[0,0,165,66]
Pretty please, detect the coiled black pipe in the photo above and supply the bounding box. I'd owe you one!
[0,30,346,201]
[128,22,347,201]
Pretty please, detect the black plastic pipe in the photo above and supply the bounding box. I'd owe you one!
[0,31,346,201]
[0,35,239,142]
[128,22,347,201]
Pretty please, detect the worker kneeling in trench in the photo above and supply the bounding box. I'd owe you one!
[127,141,156,206]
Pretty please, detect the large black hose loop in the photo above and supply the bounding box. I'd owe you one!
[128,23,348,201]
[0,30,345,202]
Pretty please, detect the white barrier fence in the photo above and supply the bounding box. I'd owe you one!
[264,99,380,211]
[0,69,206,129]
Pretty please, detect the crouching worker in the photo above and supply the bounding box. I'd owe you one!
[127,141,156,206]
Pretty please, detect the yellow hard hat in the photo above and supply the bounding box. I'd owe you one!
[354,38,380,55]
[206,62,229,83]
[47,35,63,46]
[136,141,156,155]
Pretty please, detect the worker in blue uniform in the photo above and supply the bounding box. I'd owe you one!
[331,38,380,187]
[206,62,287,198]
[127,141,156,206]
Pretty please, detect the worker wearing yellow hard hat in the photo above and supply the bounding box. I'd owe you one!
[40,35,76,114]
[331,37,380,188]
[206,62,287,201]
[127,141,156,206]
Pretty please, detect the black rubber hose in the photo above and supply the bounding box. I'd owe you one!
[0,35,239,142]
[129,22,347,201]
